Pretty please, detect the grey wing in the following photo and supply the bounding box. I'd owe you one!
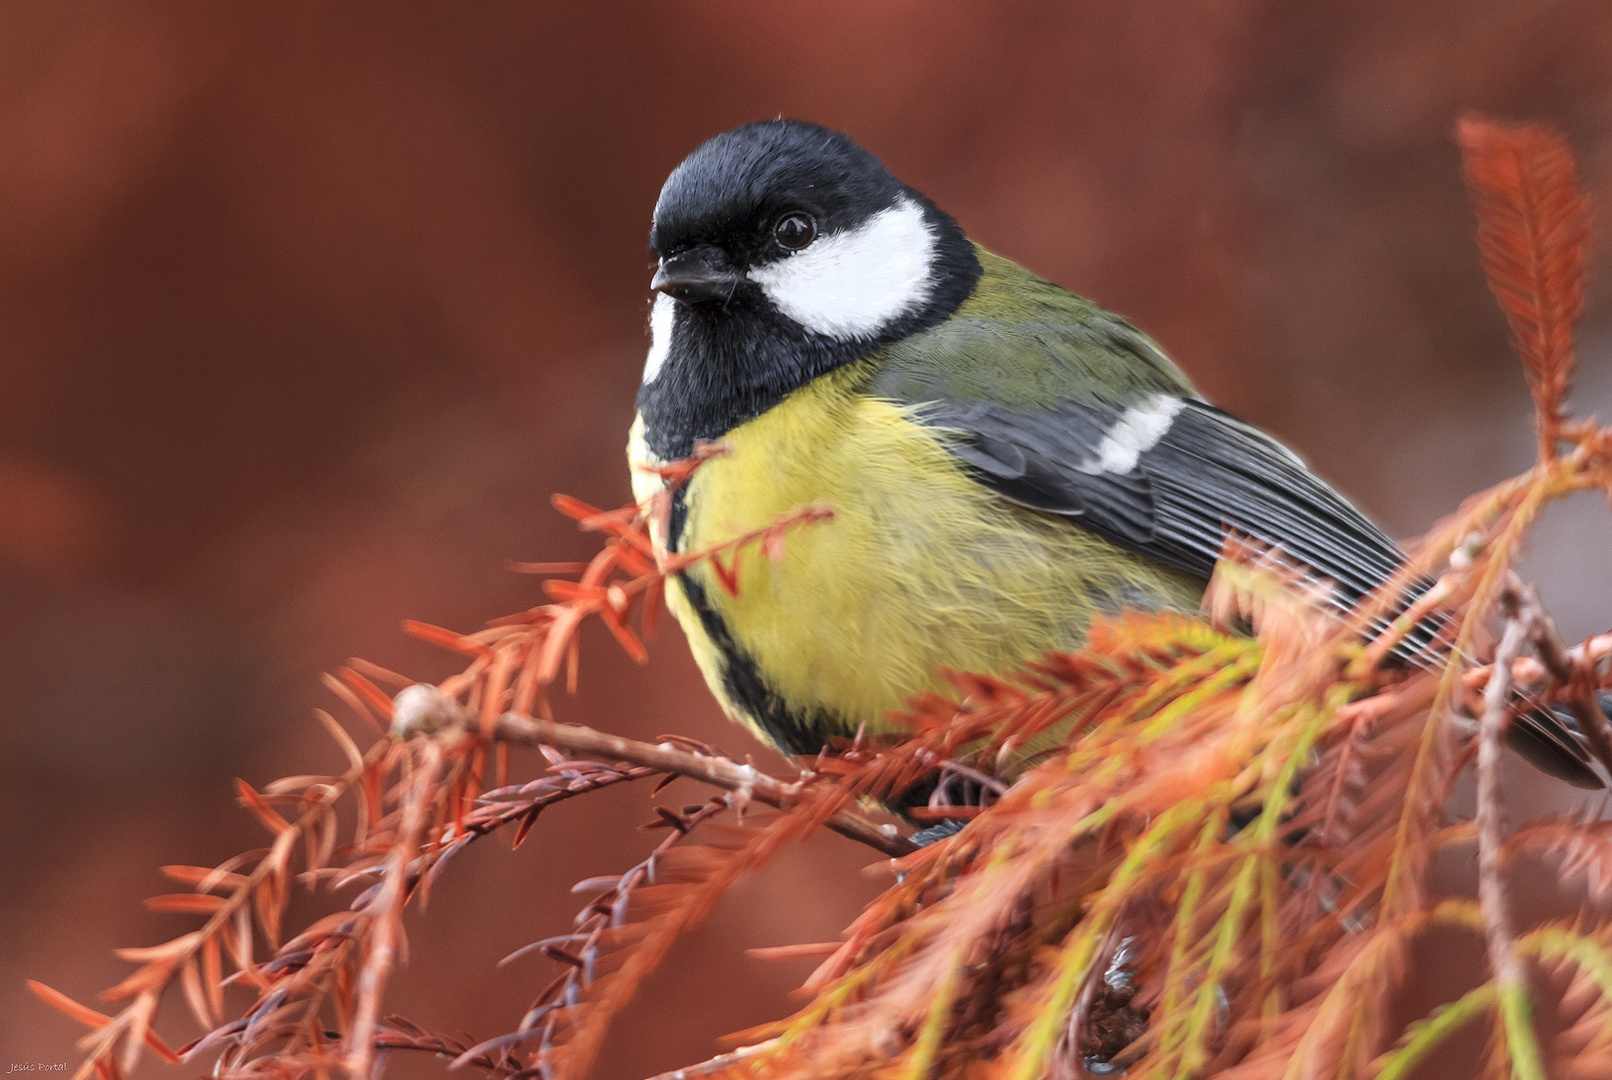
[920,393,1603,787]
[930,394,1403,603]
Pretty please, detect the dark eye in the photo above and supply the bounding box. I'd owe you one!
[772,211,816,251]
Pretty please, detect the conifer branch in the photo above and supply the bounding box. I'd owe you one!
[1475,587,1544,1080]
[1510,574,1612,776]
[486,710,915,857]
[1458,115,1590,462]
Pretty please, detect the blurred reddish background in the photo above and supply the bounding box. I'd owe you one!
[4,4,1612,1078]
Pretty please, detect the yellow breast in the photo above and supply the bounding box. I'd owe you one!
[628,363,1203,755]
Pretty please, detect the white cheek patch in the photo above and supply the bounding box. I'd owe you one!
[747,197,935,340]
[1080,394,1185,476]
[642,293,675,384]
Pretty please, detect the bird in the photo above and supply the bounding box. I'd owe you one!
[626,118,1603,790]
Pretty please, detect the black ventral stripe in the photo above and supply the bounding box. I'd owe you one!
[673,572,840,757]
[665,487,841,757]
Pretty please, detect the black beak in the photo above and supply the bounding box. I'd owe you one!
[651,246,744,303]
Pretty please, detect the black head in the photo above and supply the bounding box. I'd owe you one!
[636,120,981,459]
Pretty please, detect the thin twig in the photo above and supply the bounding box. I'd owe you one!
[347,740,441,1075]
[489,711,916,858]
[1475,587,1545,1079]
[1461,628,1612,695]
[643,1039,779,1080]
[1510,572,1612,776]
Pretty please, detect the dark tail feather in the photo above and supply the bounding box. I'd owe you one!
[1374,591,1607,789]
[1506,695,1612,790]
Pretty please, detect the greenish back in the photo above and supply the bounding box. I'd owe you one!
[867,246,1197,411]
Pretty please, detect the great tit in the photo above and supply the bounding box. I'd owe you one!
[627,119,1601,789]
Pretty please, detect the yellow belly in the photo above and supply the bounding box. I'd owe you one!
[628,363,1204,755]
